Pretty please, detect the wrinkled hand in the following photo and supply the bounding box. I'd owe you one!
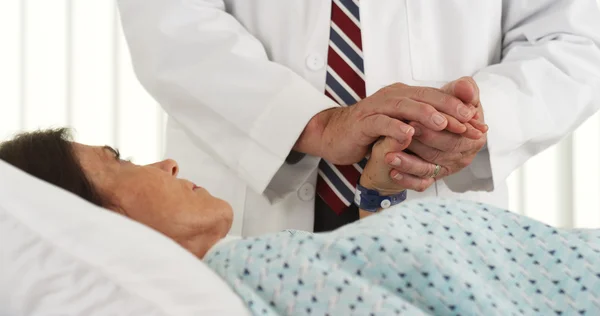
[295,82,478,165]
[384,77,488,191]
[359,136,409,218]
[360,137,408,195]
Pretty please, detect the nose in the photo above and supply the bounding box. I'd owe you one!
[151,159,179,176]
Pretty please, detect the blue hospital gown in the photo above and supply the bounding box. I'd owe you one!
[204,198,600,315]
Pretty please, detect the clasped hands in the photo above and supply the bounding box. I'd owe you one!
[309,76,487,196]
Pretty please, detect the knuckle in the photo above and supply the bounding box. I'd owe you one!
[419,163,433,178]
[424,149,441,162]
[413,87,430,99]
[391,97,410,110]
[419,103,437,117]
[391,82,407,89]
[450,137,464,152]
[433,150,444,162]
[380,83,405,97]
[414,105,437,124]
[378,85,391,93]
[379,85,395,96]
[439,93,453,107]
[385,117,398,131]
[446,95,463,109]
[352,104,370,120]
[421,150,434,162]
[371,114,385,126]
[358,115,373,130]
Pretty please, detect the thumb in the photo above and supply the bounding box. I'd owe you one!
[442,77,479,106]
[372,136,408,157]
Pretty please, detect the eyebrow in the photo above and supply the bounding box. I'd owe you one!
[102,145,121,161]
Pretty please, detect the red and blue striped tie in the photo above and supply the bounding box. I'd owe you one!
[317,0,368,215]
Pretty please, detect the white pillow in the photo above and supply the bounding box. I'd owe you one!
[0,160,250,316]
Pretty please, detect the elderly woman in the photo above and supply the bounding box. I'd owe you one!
[1,129,599,315]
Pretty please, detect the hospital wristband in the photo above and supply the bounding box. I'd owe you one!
[354,184,407,212]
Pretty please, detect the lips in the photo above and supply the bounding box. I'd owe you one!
[188,179,202,191]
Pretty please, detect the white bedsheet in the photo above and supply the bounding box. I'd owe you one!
[0,160,250,316]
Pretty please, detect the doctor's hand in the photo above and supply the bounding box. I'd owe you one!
[294,82,478,165]
[384,77,488,189]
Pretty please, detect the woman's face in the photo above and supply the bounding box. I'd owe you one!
[72,142,233,258]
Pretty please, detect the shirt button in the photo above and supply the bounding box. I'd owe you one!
[305,53,325,71]
[298,183,316,201]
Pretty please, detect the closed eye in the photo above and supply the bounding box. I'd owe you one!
[103,146,122,162]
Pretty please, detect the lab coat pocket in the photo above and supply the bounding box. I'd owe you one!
[404,0,502,82]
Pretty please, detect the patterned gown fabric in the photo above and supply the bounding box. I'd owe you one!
[205,198,600,315]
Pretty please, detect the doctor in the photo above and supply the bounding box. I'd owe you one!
[117,0,600,236]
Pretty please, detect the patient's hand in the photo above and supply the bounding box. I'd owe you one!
[359,137,408,218]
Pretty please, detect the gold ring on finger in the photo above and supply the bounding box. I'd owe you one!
[431,164,441,178]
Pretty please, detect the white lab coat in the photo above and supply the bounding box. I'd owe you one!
[117,0,600,236]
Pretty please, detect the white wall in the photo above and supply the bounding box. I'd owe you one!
[0,1,165,165]
[1,1,599,228]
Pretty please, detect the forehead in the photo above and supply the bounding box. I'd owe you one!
[71,142,114,172]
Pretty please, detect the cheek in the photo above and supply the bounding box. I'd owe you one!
[195,191,231,216]
[112,177,233,238]
[194,192,233,229]
[112,181,173,225]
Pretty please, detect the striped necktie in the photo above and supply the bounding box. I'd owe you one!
[317,0,367,215]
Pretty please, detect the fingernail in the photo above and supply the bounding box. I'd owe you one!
[390,157,401,166]
[432,114,446,126]
[458,105,473,118]
[405,126,414,135]
[413,126,422,136]
[393,173,403,180]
